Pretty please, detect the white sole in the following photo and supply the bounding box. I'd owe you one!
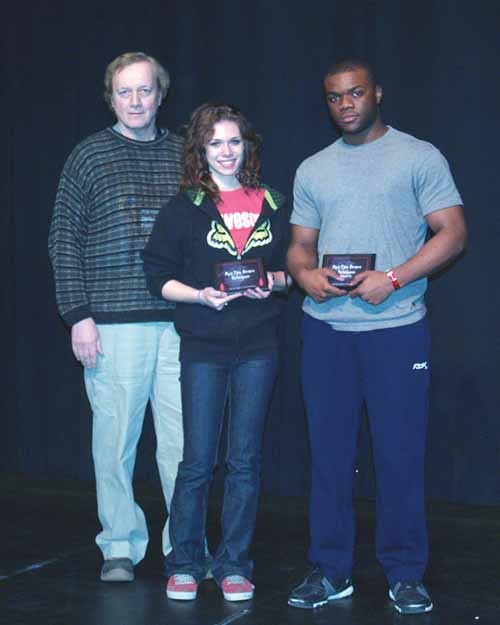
[288,585,354,609]
[167,590,197,600]
[391,603,433,614]
[223,591,254,601]
[328,585,354,600]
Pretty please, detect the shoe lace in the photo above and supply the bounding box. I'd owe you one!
[174,574,195,584]
[224,575,246,585]
[305,567,324,584]
[393,581,426,597]
[400,582,420,591]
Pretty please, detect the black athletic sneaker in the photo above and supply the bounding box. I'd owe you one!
[389,581,433,614]
[288,567,353,609]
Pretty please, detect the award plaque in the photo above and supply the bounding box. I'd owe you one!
[214,258,268,293]
[322,253,376,290]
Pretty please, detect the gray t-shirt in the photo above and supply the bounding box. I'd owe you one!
[291,127,462,331]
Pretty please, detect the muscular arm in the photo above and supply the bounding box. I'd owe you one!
[350,204,467,304]
[393,204,466,284]
[287,225,346,303]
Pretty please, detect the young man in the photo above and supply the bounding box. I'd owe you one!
[287,59,466,614]
[49,52,184,582]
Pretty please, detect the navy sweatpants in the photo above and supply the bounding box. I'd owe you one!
[302,314,430,585]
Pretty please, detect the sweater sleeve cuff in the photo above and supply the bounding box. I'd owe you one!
[62,304,93,327]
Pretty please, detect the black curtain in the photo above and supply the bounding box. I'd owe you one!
[3,0,499,504]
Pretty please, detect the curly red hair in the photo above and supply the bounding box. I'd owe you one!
[181,102,262,201]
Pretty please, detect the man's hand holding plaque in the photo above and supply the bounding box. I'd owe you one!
[295,266,348,303]
[322,254,376,291]
[320,253,396,306]
[348,265,398,305]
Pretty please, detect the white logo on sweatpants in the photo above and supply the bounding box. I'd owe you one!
[412,362,428,370]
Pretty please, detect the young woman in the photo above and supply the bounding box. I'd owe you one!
[142,102,289,602]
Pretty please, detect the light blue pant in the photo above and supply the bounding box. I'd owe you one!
[84,322,182,564]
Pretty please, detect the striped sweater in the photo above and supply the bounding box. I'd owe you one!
[49,127,183,326]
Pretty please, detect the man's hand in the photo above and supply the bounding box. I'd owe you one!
[71,317,103,368]
[298,267,347,303]
[349,271,394,305]
[288,226,346,303]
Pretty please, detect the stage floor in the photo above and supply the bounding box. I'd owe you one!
[1,475,499,625]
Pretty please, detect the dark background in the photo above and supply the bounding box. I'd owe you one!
[3,0,499,505]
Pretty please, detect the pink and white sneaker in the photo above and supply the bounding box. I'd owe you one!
[221,575,255,601]
[166,574,198,600]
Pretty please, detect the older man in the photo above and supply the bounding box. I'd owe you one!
[49,52,184,582]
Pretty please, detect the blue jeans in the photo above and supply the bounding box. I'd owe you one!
[165,353,278,584]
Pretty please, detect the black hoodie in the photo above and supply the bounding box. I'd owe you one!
[142,185,290,362]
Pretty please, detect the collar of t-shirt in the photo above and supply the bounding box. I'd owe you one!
[217,187,265,255]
